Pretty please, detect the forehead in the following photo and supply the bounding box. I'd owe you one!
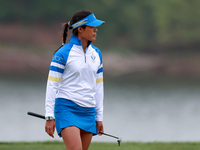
[79,26,96,30]
[85,26,96,29]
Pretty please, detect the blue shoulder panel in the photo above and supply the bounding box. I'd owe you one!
[52,43,73,65]
[91,45,103,64]
[91,45,103,74]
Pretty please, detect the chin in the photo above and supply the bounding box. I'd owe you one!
[90,38,96,41]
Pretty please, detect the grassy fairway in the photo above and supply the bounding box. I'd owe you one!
[1,142,200,150]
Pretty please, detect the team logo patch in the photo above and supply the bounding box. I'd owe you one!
[91,53,96,63]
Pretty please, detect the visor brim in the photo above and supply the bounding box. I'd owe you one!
[86,19,105,27]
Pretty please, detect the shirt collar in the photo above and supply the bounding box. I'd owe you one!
[70,35,92,47]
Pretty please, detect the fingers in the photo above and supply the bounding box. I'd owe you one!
[96,121,104,136]
[45,120,55,138]
[45,126,54,138]
[98,126,104,136]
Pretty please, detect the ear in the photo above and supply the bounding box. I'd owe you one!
[78,27,83,33]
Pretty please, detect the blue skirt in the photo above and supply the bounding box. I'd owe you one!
[54,98,98,137]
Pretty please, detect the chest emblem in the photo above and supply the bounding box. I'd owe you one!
[91,53,96,63]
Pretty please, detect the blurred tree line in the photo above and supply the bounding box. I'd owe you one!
[1,0,200,53]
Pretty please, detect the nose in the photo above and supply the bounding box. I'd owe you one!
[94,27,98,32]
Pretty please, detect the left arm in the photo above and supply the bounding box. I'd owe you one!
[95,63,104,121]
[95,61,104,134]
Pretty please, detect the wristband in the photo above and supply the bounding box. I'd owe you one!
[45,116,54,121]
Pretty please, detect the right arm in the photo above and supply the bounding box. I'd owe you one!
[45,54,66,137]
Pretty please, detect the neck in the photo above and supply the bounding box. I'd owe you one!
[82,41,88,52]
[78,36,88,52]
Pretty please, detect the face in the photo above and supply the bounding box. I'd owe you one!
[78,26,98,42]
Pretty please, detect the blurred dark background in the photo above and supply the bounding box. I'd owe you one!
[1,0,200,80]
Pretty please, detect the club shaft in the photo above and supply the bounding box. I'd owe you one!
[99,132,119,139]
[27,112,45,119]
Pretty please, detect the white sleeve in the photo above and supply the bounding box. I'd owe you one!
[95,63,104,121]
[45,56,65,118]
[45,74,60,118]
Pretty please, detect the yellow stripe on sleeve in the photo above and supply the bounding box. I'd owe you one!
[96,78,103,83]
[48,76,61,82]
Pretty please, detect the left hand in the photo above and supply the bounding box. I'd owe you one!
[96,121,104,135]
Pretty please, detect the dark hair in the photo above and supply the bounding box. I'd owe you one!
[54,10,93,53]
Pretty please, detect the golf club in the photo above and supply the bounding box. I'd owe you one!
[27,111,45,119]
[27,111,122,146]
[99,132,122,146]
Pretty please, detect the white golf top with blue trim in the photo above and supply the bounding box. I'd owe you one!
[45,35,104,121]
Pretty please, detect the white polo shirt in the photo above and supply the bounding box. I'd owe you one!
[45,35,104,121]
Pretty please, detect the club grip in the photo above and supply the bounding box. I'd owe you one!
[27,112,45,119]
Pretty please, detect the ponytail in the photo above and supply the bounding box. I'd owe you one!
[54,10,92,54]
[62,22,68,45]
[54,21,72,54]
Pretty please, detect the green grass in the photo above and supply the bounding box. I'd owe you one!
[1,142,200,150]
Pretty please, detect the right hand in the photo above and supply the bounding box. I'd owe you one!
[45,120,55,138]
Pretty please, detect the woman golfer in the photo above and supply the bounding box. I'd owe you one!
[45,10,104,150]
